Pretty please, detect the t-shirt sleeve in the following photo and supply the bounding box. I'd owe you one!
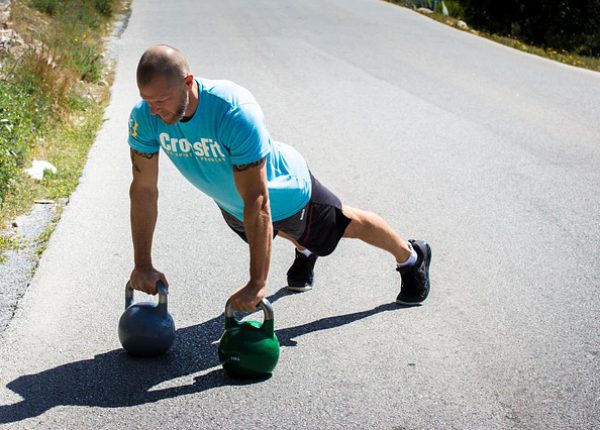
[218,103,271,165]
[127,103,160,154]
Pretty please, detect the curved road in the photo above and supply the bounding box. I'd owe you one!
[1,0,599,428]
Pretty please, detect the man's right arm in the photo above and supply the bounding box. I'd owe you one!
[129,148,168,294]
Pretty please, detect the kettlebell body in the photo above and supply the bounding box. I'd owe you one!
[118,281,175,357]
[218,299,280,378]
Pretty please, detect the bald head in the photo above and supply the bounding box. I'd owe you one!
[136,45,190,88]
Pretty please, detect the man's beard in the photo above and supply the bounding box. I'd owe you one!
[160,90,190,124]
[173,90,190,122]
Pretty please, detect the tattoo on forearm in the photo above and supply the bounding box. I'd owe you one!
[131,149,156,159]
[233,157,265,172]
[130,149,156,173]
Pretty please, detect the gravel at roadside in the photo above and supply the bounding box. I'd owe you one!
[0,200,62,335]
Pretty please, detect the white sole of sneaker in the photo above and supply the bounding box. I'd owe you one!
[286,284,314,292]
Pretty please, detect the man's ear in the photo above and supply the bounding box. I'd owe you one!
[184,74,194,89]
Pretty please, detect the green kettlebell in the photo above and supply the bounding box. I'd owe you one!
[218,298,280,379]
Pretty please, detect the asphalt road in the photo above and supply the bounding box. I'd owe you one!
[1,0,599,428]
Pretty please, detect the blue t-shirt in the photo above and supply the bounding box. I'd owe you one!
[128,78,311,222]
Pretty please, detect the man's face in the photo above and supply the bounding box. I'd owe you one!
[139,76,189,125]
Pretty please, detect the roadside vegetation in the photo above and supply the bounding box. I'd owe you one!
[0,0,128,260]
[386,0,600,72]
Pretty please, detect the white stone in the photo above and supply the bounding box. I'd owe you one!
[417,7,433,14]
[23,160,58,181]
[0,28,25,58]
[457,20,469,30]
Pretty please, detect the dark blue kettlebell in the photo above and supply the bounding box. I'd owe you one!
[118,281,175,357]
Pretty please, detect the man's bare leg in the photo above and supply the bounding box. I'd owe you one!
[341,205,412,264]
[280,206,430,304]
[340,205,431,305]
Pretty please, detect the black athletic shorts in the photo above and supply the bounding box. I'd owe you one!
[220,173,351,256]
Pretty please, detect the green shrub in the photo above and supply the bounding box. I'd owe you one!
[28,0,118,85]
[30,0,59,15]
[460,0,600,56]
[67,39,104,82]
[94,0,113,16]
[67,93,93,111]
[0,82,34,205]
[31,0,115,18]
[0,0,120,205]
[0,48,62,205]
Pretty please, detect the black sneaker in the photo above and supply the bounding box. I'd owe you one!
[286,249,318,292]
[396,240,432,305]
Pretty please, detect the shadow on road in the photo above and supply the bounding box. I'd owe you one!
[0,288,405,424]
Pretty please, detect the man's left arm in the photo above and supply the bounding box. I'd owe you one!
[229,157,272,311]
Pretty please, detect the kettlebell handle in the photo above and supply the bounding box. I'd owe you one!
[225,298,274,321]
[125,280,169,317]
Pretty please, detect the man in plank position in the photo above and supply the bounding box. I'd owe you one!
[128,45,432,311]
